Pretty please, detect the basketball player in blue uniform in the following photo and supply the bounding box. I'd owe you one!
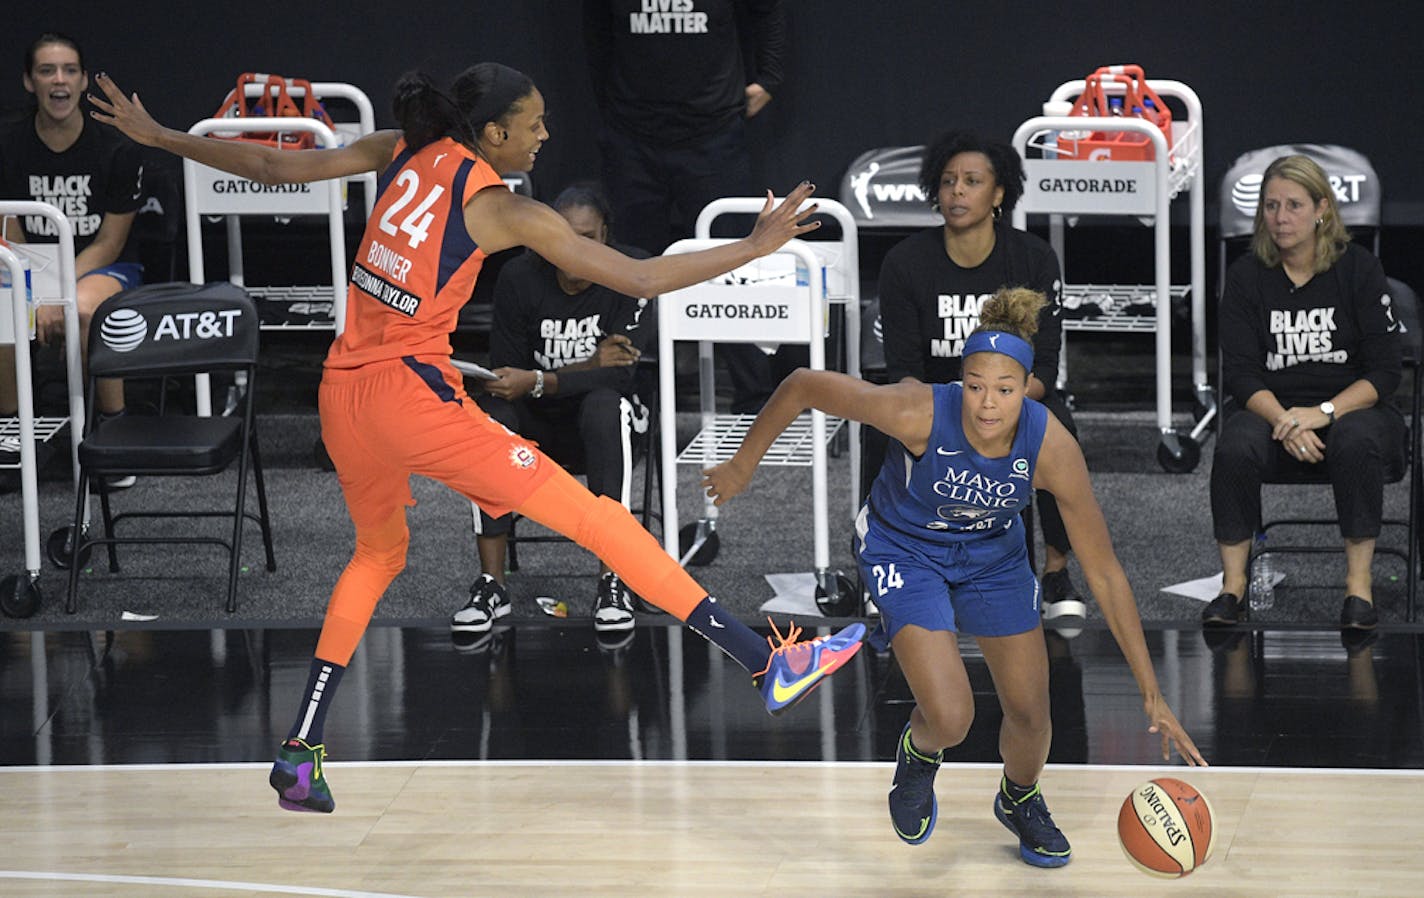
[704,286,1206,867]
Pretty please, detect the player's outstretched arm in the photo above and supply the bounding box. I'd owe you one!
[466,182,821,300]
[88,73,399,186]
[702,369,932,506]
[1034,418,1208,766]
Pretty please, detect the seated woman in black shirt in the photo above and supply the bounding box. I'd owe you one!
[1,33,143,426]
[1206,154,1403,630]
[450,185,655,644]
[877,130,1085,622]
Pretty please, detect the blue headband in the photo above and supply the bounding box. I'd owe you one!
[963,330,1034,373]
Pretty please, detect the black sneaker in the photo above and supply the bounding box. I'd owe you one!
[888,723,941,845]
[1340,627,1379,655]
[1040,569,1087,621]
[593,571,636,632]
[1340,595,1378,630]
[1201,592,1244,626]
[994,779,1072,867]
[450,574,511,634]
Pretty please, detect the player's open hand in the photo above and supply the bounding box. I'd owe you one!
[701,458,753,506]
[747,181,820,257]
[1144,693,1208,767]
[87,73,166,147]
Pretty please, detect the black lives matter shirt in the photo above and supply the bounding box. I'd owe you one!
[0,116,143,259]
[878,224,1064,392]
[584,0,785,145]
[489,244,654,398]
[1219,242,1401,409]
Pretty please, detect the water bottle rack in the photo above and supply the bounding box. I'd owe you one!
[185,80,376,336]
[1012,75,1213,473]
[1,204,85,617]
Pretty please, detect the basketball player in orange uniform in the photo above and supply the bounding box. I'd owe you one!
[90,66,865,813]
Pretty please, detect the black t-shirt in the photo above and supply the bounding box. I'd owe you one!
[0,115,144,260]
[584,0,785,145]
[1219,242,1401,408]
[489,243,655,398]
[878,224,1064,391]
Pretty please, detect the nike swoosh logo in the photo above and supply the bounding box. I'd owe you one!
[434,153,448,166]
[771,660,836,704]
[708,615,725,629]
[935,448,963,456]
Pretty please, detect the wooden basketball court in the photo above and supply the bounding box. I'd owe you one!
[3,761,1420,896]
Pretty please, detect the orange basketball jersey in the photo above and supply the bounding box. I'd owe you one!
[326,137,506,369]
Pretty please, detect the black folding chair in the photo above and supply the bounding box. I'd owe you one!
[60,281,276,613]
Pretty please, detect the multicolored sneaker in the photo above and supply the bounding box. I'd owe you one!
[269,738,335,813]
[888,723,941,844]
[993,778,1071,867]
[752,619,866,716]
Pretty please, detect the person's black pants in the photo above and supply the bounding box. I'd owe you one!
[598,121,772,410]
[473,389,636,536]
[1210,405,1406,542]
[1035,392,1078,555]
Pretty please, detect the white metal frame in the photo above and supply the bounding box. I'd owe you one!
[693,198,862,506]
[657,236,849,595]
[1012,74,1213,464]
[2,202,83,595]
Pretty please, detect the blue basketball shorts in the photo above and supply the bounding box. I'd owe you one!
[82,262,144,290]
[855,508,1041,639]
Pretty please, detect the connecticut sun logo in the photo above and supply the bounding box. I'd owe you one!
[509,445,537,469]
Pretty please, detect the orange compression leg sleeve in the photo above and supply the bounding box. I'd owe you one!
[314,506,410,666]
[516,465,705,621]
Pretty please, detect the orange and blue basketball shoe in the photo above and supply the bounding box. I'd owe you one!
[753,619,866,716]
[889,723,942,844]
[269,738,335,813]
[994,778,1072,867]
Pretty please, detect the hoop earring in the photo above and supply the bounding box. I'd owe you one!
[993,205,1003,222]
[1315,217,1324,228]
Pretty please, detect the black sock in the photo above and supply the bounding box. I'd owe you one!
[1002,774,1036,802]
[683,596,770,674]
[285,658,345,745]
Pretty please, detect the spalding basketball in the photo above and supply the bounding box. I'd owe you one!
[1117,777,1215,878]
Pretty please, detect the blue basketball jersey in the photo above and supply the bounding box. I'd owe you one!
[866,382,1049,544]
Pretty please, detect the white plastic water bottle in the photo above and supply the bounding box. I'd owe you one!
[1042,100,1074,158]
[1249,534,1275,612]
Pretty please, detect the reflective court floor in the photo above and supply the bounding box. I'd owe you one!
[3,622,1422,769]
[3,622,1424,897]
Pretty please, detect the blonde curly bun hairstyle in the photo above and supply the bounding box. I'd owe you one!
[974,286,1046,341]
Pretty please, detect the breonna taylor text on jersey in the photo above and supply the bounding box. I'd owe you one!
[866,382,1048,543]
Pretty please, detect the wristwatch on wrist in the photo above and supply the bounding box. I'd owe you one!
[1320,400,1335,423]
[529,369,545,399]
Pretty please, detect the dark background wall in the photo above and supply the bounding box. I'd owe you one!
[3,1,1420,285]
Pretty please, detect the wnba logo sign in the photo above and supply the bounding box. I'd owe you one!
[99,309,148,352]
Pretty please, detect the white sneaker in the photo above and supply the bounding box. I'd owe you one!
[1040,569,1087,621]
[451,574,511,633]
[593,572,636,632]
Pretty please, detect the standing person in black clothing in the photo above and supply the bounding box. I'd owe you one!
[450,184,657,643]
[1205,154,1403,631]
[1,33,143,429]
[584,0,785,414]
[877,130,1087,624]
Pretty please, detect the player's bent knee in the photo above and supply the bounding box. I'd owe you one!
[921,705,974,748]
[572,494,632,554]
